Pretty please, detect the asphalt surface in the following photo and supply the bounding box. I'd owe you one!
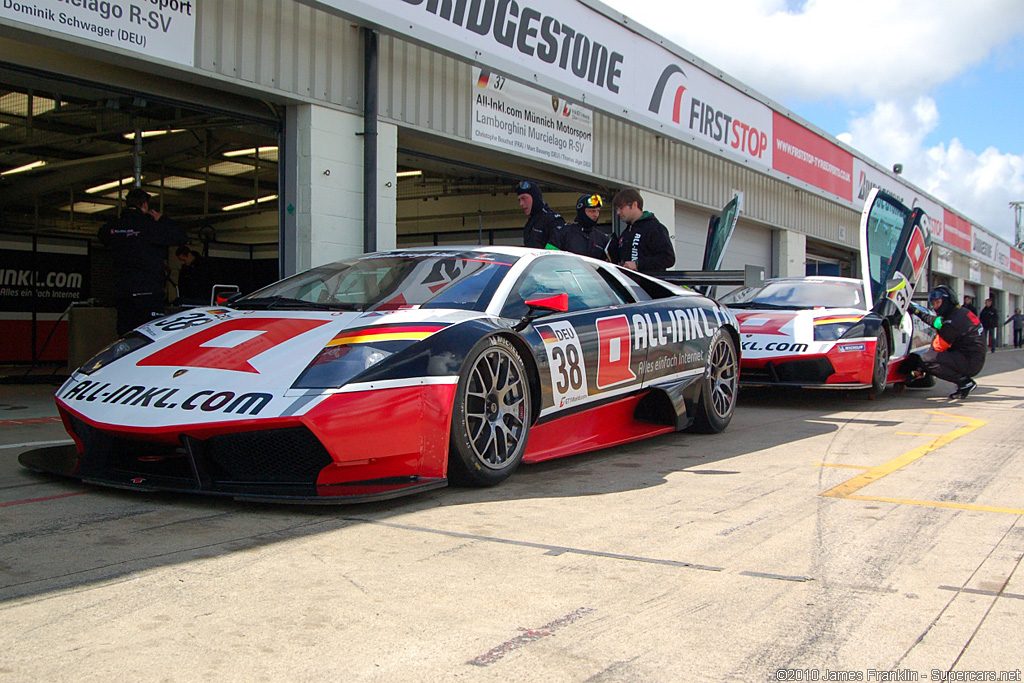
[1,351,1023,682]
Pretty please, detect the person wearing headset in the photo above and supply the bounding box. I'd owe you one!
[905,284,986,399]
[550,193,611,260]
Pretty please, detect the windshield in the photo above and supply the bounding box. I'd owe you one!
[234,252,514,311]
[720,280,866,310]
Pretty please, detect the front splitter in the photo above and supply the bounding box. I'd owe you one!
[18,445,447,505]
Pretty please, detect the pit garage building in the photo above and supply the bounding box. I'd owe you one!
[1,0,1021,364]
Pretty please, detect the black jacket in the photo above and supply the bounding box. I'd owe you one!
[936,306,987,358]
[99,208,187,297]
[979,305,999,330]
[610,212,675,275]
[178,254,216,303]
[552,223,611,260]
[523,204,565,249]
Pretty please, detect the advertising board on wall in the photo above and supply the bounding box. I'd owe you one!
[471,67,594,172]
[0,236,90,363]
[942,210,973,254]
[772,112,852,202]
[0,0,196,66]
[0,247,89,313]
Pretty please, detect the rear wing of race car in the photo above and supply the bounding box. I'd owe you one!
[660,263,766,296]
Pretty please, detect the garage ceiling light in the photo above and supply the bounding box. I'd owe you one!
[86,176,136,194]
[396,170,423,178]
[223,146,279,161]
[61,201,113,214]
[122,128,186,140]
[206,161,259,176]
[1,160,47,176]
[222,194,278,211]
[148,176,205,190]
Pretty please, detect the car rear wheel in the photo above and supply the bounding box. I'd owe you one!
[689,329,738,434]
[866,330,890,397]
[448,336,532,486]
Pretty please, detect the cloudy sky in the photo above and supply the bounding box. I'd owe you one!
[599,0,1024,245]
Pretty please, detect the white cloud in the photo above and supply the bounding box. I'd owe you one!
[837,98,1024,243]
[604,0,1024,243]
[611,0,1024,101]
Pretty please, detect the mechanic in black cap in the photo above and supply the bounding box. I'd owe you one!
[904,284,986,399]
[516,180,565,249]
[551,193,611,260]
[99,188,187,335]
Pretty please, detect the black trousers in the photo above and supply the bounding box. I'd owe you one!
[916,348,985,386]
[984,327,997,351]
[1013,328,1023,348]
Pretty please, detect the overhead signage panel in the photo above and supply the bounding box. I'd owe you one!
[0,0,196,66]
[311,0,775,171]
[943,209,973,254]
[471,67,594,172]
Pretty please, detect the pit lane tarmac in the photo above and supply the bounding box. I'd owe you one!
[2,352,1023,682]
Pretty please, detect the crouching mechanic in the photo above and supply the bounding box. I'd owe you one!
[904,285,986,399]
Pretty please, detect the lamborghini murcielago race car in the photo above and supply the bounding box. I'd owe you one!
[21,247,741,503]
[718,189,934,395]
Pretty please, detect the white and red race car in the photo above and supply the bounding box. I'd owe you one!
[719,189,934,395]
[21,246,741,503]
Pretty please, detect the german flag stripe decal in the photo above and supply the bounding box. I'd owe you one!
[326,325,447,346]
[814,316,862,325]
[538,328,558,343]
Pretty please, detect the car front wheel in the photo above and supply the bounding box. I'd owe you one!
[688,329,738,434]
[448,336,532,486]
[866,330,890,397]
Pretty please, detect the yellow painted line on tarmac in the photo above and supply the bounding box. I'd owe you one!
[840,495,1024,515]
[818,411,1024,514]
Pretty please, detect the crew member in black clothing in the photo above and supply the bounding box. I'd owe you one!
[551,193,610,260]
[609,187,675,275]
[516,180,564,249]
[99,188,186,335]
[904,285,986,399]
[979,298,999,352]
[175,245,215,305]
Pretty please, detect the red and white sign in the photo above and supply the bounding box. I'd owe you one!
[1011,249,1024,276]
[942,210,973,253]
[772,113,853,202]
[595,315,635,389]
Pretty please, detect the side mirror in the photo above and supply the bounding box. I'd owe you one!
[513,293,568,331]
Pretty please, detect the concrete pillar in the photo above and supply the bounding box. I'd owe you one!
[773,229,806,278]
[948,277,964,304]
[282,104,397,275]
[993,289,1009,347]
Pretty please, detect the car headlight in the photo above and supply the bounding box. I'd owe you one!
[814,322,853,341]
[78,333,153,375]
[292,343,404,389]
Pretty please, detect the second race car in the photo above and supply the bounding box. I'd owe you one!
[22,246,740,503]
[719,189,933,394]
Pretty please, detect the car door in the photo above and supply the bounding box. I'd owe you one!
[500,255,648,418]
[858,187,932,326]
